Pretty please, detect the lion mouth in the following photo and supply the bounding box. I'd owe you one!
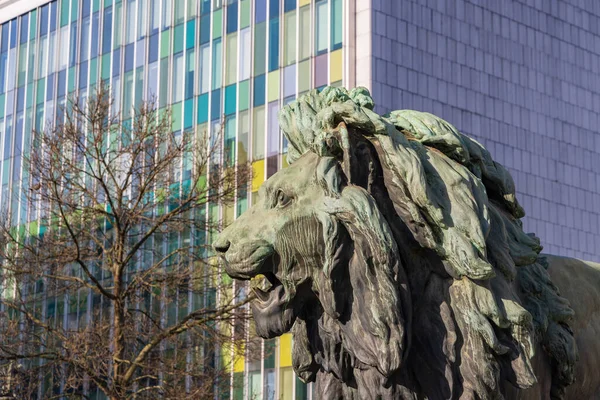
[251,272,283,303]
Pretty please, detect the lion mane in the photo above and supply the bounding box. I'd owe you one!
[277,87,578,399]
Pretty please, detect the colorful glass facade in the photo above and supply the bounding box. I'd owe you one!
[0,0,343,399]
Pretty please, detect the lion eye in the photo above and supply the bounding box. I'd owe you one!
[275,189,292,208]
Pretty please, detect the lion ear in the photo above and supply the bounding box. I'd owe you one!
[327,122,376,191]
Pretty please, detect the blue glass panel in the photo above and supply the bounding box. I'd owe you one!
[186,19,195,48]
[148,33,159,62]
[102,7,113,54]
[40,5,49,36]
[20,14,28,44]
[69,22,78,67]
[10,20,17,49]
[226,2,238,33]
[184,98,193,129]
[210,89,221,120]
[0,53,6,94]
[255,0,266,23]
[224,83,236,115]
[124,43,134,71]
[91,12,100,58]
[253,74,265,106]
[197,93,208,123]
[82,0,91,17]
[268,18,279,71]
[112,48,121,77]
[50,2,58,32]
[201,0,211,15]
[57,69,66,98]
[46,73,55,100]
[1,25,8,52]
[16,87,24,112]
[284,0,296,12]
[79,60,88,88]
[200,14,210,44]
[3,122,11,159]
[269,0,279,19]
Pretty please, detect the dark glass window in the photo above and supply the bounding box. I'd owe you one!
[102,7,113,54]
[50,2,58,32]
[20,14,28,44]
[91,12,99,58]
[210,89,221,121]
[255,0,266,23]
[268,18,279,71]
[112,48,121,77]
[69,22,78,67]
[269,0,279,19]
[40,5,49,36]
[1,25,8,52]
[148,33,159,62]
[124,43,134,71]
[284,0,296,12]
[226,2,238,33]
[253,74,265,106]
[200,14,210,44]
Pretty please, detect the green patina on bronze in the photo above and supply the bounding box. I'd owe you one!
[216,87,597,399]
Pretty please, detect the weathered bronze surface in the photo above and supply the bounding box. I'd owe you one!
[214,87,600,399]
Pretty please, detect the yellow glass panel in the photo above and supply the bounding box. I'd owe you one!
[280,367,294,400]
[268,70,280,102]
[224,204,234,227]
[252,159,265,192]
[233,345,245,372]
[226,33,238,85]
[299,0,311,6]
[298,60,310,93]
[282,154,290,169]
[279,333,293,367]
[330,49,343,83]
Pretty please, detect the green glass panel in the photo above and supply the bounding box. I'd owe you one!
[71,0,80,22]
[104,0,111,8]
[26,83,33,109]
[238,79,249,111]
[36,79,45,104]
[186,19,196,49]
[233,372,244,400]
[254,22,266,75]
[296,377,307,400]
[0,95,4,119]
[93,0,101,12]
[29,10,37,40]
[212,9,222,39]
[197,93,208,124]
[331,0,342,50]
[172,102,182,132]
[89,57,98,85]
[68,67,76,93]
[264,339,275,369]
[174,24,184,53]
[101,54,111,80]
[240,0,250,28]
[224,84,236,115]
[160,29,171,59]
[60,0,70,26]
[184,98,193,129]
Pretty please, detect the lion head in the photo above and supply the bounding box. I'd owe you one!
[215,87,577,399]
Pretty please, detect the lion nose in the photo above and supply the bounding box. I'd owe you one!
[213,238,231,254]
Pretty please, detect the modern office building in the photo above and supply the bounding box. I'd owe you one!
[0,0,598,399]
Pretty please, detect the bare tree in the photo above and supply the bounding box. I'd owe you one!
[0,85,253,399]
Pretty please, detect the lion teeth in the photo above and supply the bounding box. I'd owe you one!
[251,274,273,292]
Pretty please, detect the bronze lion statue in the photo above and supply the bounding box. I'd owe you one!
[214,87,600,399]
